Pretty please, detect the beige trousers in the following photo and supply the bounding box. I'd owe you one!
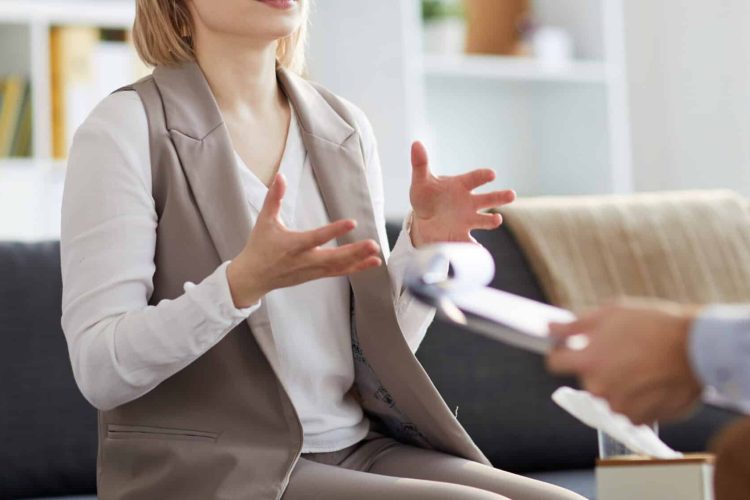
[284,433,584,500]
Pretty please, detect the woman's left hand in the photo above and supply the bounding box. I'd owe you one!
[409,141,516,247]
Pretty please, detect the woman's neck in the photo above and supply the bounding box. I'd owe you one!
[194,34,284,116]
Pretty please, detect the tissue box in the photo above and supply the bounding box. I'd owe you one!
[596,454,715,500]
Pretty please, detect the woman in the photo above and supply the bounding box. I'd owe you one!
[61,0,582,498]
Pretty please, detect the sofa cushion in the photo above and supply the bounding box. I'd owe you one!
[0,241,97,499]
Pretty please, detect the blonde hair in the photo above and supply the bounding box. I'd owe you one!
[132,0,309,73]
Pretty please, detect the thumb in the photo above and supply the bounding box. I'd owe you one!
[411,140,430,182]
[260,173,286,221]
[549,309,604,340]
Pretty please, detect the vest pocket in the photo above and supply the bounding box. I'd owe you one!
[107,424,218,443]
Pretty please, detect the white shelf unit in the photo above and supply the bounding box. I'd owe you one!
[418,0,633,197]
[0,0,135,240]
[0,0,135,163]
[0,0,134,26]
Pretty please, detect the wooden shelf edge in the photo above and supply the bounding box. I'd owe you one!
[423,54,609,84]
[0,157,66,171]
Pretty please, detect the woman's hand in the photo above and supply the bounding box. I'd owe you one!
[227,174,382,308]
[409,141,516,246]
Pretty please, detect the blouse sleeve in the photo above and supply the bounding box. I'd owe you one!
[61,91,259,411]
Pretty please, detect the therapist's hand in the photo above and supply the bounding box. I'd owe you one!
[546,300,703,425]
[409,141,516,247]
[227,174,382,308]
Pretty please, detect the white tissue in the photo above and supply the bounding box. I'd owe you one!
[552,387,683,459]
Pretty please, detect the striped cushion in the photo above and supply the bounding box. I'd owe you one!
[502,191,750,311]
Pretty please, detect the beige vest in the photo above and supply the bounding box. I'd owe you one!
[98,62,488,500]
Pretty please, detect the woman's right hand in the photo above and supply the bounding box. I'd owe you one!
[227,173,382,308]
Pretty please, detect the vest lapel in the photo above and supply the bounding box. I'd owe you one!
[279,69,486,462]
[152,63,250,264]
[276,69,410,365]
[151,63,289,376]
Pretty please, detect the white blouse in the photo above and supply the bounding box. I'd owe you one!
[60,90,436,453]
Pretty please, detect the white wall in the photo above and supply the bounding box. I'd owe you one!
[306,0,424,218]
[625,0,750,195]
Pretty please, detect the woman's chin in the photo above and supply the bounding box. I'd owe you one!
[190,0,303,47]
[247,0,303,36]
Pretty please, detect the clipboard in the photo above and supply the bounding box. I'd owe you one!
[404,243,576,355]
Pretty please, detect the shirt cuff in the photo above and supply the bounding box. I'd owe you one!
[387,211,446,352]
[182,261,261,322]
[689,305,749,403]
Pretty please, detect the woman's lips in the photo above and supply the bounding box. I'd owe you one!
[256,0,297,9]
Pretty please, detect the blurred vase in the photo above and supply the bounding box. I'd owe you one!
[463,0,529,55]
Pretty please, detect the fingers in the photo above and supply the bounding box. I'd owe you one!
[549,309,606,340]
[547,310,607,375]
[473,190,516,210]
[314,239,382,276]
[411,141,430,182]
[259,173,287,221]
[457,168,495,190]
[297,219,357,250]
[348,255,384,274]
[546,348,588,376]
[608,387,661,425]
[470,212,503,230]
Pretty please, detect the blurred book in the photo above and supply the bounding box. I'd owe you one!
[50,26,150,159]
[0,75,32,158]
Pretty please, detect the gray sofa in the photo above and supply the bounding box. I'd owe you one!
[0,224,739,499]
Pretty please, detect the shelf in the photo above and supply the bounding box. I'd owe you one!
[423,54,609,84]
[0,0,134,28]
[0,157,66,174]
[0,157,65,241]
